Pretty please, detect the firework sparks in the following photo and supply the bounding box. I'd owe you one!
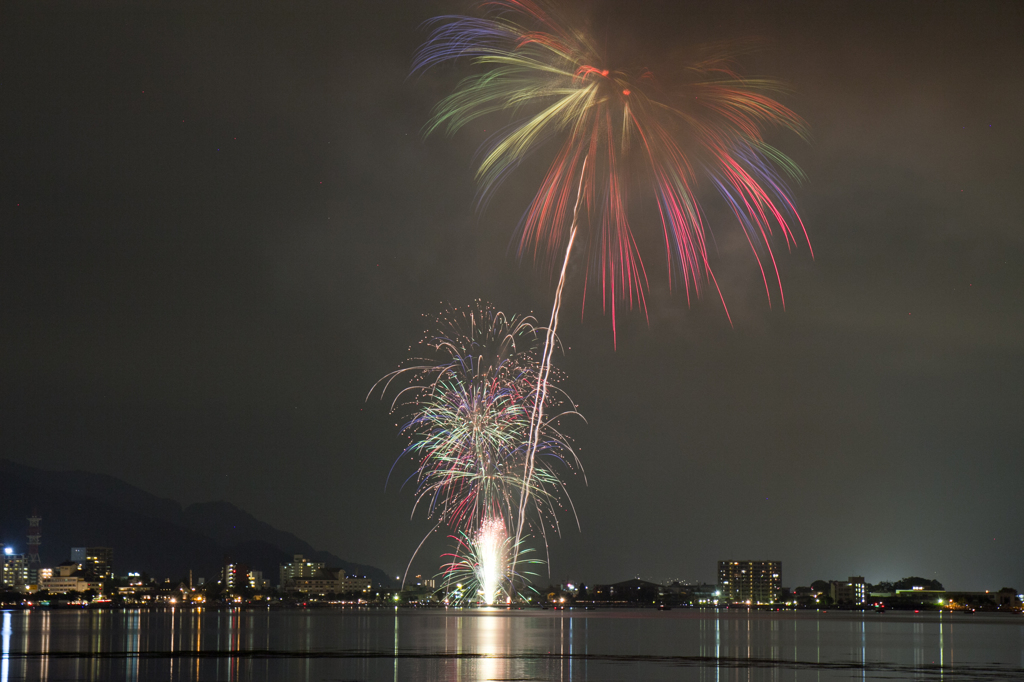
[441,516,540,605]
[371,302,582,592]
[414,1,811,567]
[414,0,810,332]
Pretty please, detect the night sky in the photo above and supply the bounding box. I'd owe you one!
[3,0,1022,591]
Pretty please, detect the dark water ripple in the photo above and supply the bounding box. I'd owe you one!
[6,649,1023,681]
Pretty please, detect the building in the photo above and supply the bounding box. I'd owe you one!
[38,561,100,594]
[26,513,42,582]
[223,563,256,592]
[117,573,148,597]
[830,577,868,605]
[718,560,781,604]
[894,588,947,606]
[280,555,352,594]
[39,573,90,594]
[280,555,326,589]
[666,582,719,606]
[592,579,664,603]
[997,588,1022,610]
[290,568,344,594]
[2,549,30,589]
[340,577,373,595]
[70,547,114,582]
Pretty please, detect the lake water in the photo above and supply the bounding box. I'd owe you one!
[2,607,1023,681]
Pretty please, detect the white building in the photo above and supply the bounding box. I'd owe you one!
[2,549,30,589]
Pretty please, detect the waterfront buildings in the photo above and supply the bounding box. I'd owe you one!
[276,555,373,595]
[279,555,326,590]
[38,561,101,593]
[290,568,344,593]
[70,547,114,582]
[718,560,781,604]
[831,576,868,605]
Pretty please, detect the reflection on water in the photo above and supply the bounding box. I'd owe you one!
[1,612,9,682]
[0,607,1022,681]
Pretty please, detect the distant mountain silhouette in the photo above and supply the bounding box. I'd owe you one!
[0,459,390,587]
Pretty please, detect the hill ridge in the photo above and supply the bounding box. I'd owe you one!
[0,458,390,587]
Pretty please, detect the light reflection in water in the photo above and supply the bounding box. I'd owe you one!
[716,614,725,677]
[393,609,399,682]
[194,608,202,682]
[38,609,49,681]
[475,608,508,682]
[913,620,924,669]
[1,607,1023,680]
[568,613,573,681]
[169,607,176,681]
[860,618,866,682]
[454,611,463,682]
[939,612,944,680]
[2,611,11,682]
[124,609,139,682]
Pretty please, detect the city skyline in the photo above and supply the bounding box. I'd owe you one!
[1,465,1018,593]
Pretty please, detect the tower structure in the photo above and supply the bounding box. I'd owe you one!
[27,511,41,568]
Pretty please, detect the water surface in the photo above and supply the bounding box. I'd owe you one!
[2,607,1023,681]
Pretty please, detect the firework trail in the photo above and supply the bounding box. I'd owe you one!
[371,302,582,598]
[414,0,811,567]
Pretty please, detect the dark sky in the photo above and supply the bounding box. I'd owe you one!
[2,0,1022,591]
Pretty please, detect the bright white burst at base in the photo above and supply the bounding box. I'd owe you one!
[478,517,506,606]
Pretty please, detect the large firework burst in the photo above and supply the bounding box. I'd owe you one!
[415,0,810,333]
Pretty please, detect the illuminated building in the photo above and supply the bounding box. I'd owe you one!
[278,555,366,594]
[38,562,99,593]
[39,574,90,593]
[340,576,372,594]
[830,576,868,604]
[288,568,344,594]
[2,549,30,589]
[70,547,114,582]
[717,560,781,604]
[222,563,257,591]
[279,554,326,589]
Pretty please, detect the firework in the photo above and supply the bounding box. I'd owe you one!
[415,0,810,327]
[440,517,540,605]
[372,302,582,591]
[414,0,811,564]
